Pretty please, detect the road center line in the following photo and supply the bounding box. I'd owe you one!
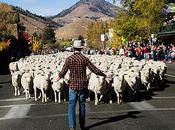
[129,101,155,110]
[165,74,175,78]
[152,96,175,99]
[0,97,34,102]
[0,104,34,108]
[1,107,175,121]
[1,104,31,120]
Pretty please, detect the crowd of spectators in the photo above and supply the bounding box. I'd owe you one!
[74,40,174,64]
[118,42,175,63]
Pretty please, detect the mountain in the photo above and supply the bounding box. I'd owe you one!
[51,0,118,25]
[13,6,60,35]
[1,1,118,39]
[0,3,59,36]
[52,0,119,39]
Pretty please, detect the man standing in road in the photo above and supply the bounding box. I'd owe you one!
[56,40,107,130]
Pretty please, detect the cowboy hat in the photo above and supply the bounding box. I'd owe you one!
[73,40,84,48]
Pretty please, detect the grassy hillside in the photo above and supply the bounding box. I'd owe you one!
[55,18,94,39]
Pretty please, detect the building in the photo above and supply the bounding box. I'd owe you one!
[157,2,175,45]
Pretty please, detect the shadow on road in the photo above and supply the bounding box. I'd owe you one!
[165,79,175,84]
[152,78,174,92]
[137,77,174,102]
[86,111,142,130]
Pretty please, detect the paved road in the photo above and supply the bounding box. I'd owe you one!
[0,63,175,130]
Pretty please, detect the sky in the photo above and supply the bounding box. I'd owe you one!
[1,0,121,16]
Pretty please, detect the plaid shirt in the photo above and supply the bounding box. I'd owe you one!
[59,52,106,90]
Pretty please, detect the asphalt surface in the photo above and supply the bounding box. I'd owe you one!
[0,63,175,130]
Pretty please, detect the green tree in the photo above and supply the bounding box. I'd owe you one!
[132,0,165,36]
[42,26,56,45]
[56,39,72,49]
[113,0,165,40]
[113,0,132,6]
[33,31,41,41]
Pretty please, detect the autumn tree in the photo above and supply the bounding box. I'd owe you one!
[113,0,165,40]
[110,33,121,49]
[31,37,42,53]
[0,39,11,51]
[86,21,110,49]
[0,3,19,37]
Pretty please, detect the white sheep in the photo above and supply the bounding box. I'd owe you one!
[11,52,167,105]
[51,78,67,103]
[21,72,33,99]
[139,67,153,91]
[33,74,50,102]
[123,71,140,101]
[88,73,105,105]
[9,62,18,74]
[11,71,22,96]
[50,71,68,103]
[155,61,167,80]
[112,74,126,104]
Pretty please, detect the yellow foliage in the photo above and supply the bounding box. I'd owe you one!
[31,37,42,52]
[0,3,13,12]
[111,34,121,49]
[0,40,11,51]
[0,2,19,25]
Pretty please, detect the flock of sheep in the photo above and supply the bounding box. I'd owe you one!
[9,52,167,105]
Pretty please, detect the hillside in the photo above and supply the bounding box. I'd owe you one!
[55,18,94,39]
[0,3,59,36]
[13,6,59,35]
[1,0,118,39]
[51,0,118,25]
[52,0,119,39]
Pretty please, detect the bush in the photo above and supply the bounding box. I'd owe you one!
[31,37,42,53]
[56,39,72,49]
[0,39,11,51]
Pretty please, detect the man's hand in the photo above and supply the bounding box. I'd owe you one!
[105,72,113,80]
[53,76,60,82]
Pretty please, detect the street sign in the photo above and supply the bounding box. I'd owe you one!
[101,34,105,42]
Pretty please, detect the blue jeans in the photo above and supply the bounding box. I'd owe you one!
[68,87,86,129]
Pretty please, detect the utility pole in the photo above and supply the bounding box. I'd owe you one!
[14,12,20,39]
